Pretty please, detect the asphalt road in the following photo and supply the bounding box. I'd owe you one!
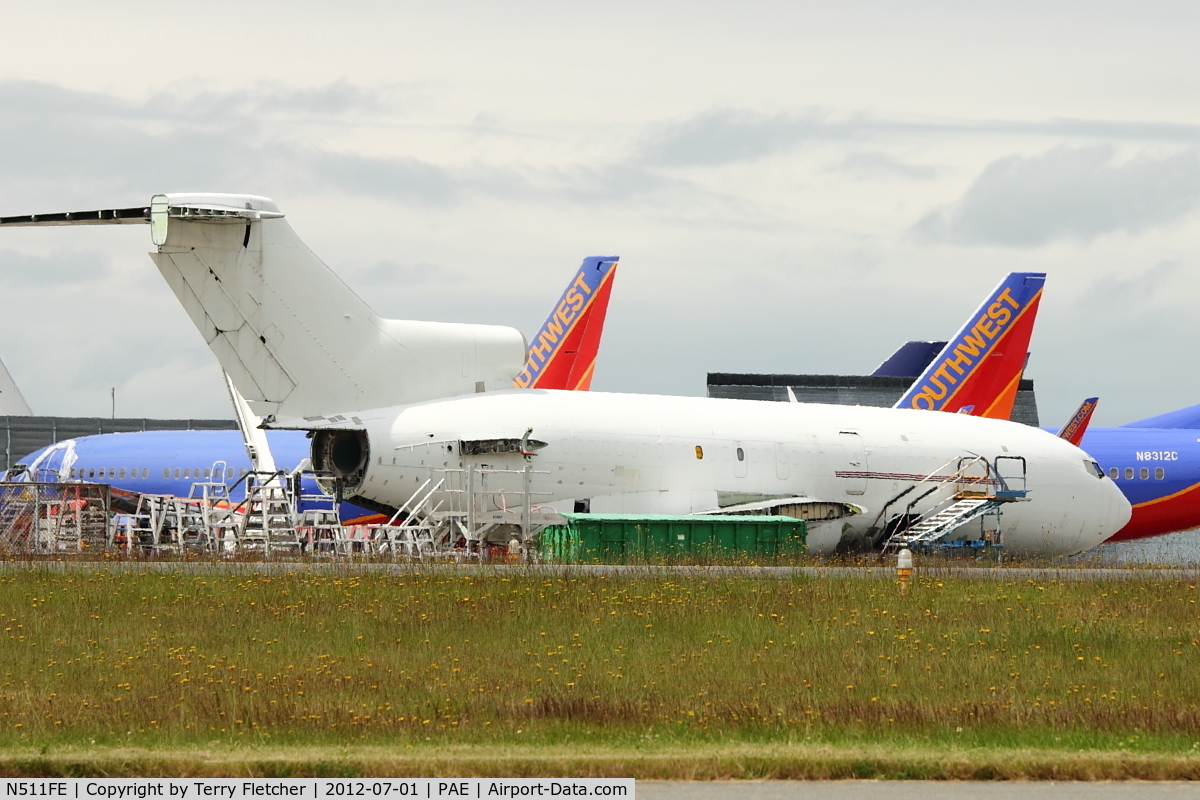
[638,781,1200,799]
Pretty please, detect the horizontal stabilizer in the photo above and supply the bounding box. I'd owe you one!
[0,196,284,246]
[0,207,149,226]
[1057,397,1099,447]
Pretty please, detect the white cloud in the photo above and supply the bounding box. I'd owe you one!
[914,145,1200,246]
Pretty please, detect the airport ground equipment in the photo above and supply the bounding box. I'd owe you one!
[539,513,806,564]
[367,463,563,561]
[882,455,1027,552]
[0,458,566,560]
[0,481,110,552]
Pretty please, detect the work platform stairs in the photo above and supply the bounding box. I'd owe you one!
[234,475,303,554]
[4,457,566,560]
[365,462,561,561]
[881,455,1027,552]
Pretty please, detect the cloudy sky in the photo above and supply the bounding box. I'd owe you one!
[1,1,1198,427]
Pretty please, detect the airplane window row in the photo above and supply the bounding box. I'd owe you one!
[160,467,239,480]
[71,467,149,480]
[70,467,241,481]
[1109,466,1165,480]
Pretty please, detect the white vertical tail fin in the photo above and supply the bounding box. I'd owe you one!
[0,193,527,420]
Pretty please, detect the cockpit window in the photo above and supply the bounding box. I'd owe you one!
[1084,460,1105,479]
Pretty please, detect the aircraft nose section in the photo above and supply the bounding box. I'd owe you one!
[1077,472,1133,551]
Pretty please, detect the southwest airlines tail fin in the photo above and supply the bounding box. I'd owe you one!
[0,354,32,416]
[512,256,619,390]
[1057,397,1099,446]
[894,272,1045,419]
[1,194,527,420]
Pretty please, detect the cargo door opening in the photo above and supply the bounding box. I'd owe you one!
[838,431,868,496]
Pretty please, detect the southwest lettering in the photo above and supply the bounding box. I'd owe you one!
[565,287,585,312]
[945,347,974,376]
[572,272,594,296]
[931,363,958,387]
[545,317,565,341]
[556,299,577,326]
[911,393,937,410]
[974,316,998,339]
[529,337,553,364]
[924,375,948,401]
[987,301,1013,326]
[958,330,986,357]
[995,286,1020,309]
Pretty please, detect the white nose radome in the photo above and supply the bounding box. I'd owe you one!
[1079,470,1133,552]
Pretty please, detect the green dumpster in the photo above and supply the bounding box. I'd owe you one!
[538,513,806,564]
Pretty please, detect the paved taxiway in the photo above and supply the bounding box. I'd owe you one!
[2,561,1199,580]
[639,781,1200,799]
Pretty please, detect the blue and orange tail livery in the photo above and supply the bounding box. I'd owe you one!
[894,272,1045,419]
[512,256,618,391]
[1057,397,1099,447]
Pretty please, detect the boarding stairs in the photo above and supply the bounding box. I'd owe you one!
[882,455,1027,552]
[372,477,445,558]
[883,496,1000,548]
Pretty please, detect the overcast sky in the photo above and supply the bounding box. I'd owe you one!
[1,1,1198,427]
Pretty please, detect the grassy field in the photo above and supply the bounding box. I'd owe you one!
[2,564,1200,777]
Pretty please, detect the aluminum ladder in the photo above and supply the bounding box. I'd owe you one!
[883,496,1004,549]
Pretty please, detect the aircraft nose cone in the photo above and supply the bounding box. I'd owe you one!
[1077,473,1133,552]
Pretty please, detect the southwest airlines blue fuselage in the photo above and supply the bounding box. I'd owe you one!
[1043,404,1200,541]
[14,430,384,524]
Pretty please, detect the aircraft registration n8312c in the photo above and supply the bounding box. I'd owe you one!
[0,193,1131,556]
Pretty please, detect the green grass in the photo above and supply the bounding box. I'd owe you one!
[2,565,1200,776]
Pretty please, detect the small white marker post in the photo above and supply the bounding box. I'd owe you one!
[897,548,914,596]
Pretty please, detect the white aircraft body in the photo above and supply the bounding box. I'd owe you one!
[0,193,1132,556]
[302,389,1128,555]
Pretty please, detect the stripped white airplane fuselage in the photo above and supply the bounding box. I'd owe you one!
[310,389,1130,556]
